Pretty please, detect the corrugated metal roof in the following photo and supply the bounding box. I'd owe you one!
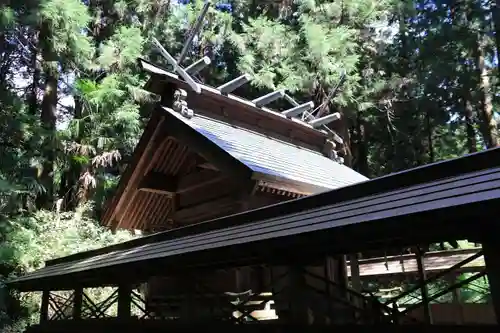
[163,107,368,191]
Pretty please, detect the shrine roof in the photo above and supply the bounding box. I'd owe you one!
[8,148,500,291]
[163,107,368,192]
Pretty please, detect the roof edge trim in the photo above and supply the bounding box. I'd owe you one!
[102,112,166,228]
[251,172,332,195]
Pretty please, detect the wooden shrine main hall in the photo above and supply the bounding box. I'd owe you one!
[6,26,500,331]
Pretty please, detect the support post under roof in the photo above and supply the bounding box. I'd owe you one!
[482,239,500,324]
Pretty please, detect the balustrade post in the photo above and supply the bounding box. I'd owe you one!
[73,287,83,320]
[482,238,500,324]
[117,284,132,318]
[40,291,50,322]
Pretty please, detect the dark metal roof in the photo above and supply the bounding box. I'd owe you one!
[7,153,500,291]
[164,107,368,192]
[41,147,500,265]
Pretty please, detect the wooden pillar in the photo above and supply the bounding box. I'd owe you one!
[325,255,351,323]
[181,274,195,321]
[72,287,83,320]
[448,274,464,324]
[349,253,362,311]
[235,268,242,292]
[450,277,460,304]
[117,284,132,318]
[289,265,309,324]
[40,291,50,322]
[337,255,349,298]
[415,246,433,324]
[482,239,500,323]
[349,253,362,289]
[254,266,265,292]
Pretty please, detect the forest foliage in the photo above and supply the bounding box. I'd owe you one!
[0,0,499,330]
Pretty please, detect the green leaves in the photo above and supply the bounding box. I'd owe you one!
[0,179,18,194]
[230,4,366,103]
[230,16,302,90]
[98,27,144,71]
[40,0,93,67]
[2,205,135,275]
[74,79,98,97]
[0,5,15,29]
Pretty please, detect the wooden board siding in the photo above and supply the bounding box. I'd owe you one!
[106,132,250,231]
[101,109,256,231]
[347,249,484,278]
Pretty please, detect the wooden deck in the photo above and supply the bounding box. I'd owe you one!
[348,248,484,278]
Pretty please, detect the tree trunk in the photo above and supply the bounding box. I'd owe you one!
[473,32,498,148]
[337,110,353,167]
[37,22,58,209]
[59,0,116,210]
[0,32,7,87]
[59,97,84,211]
[464,93,478,153]
[425,110,434,163]
[490,0,500,83]
[28,31,41,116]
[353,110,369,176]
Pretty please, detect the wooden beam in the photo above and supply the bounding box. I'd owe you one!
[257,180,312,196]
[167,194,180,225]
[189,154,218,171]
[177,168,224,193]
[198,162,218,171]
[137,169,224,196]
[137,171,177,196]
[141,59,327,149]
[415,246,433,324]
[173,180,256,224]
[482,239,500,323]
[347,248,484,278]
[173,196,239,222]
